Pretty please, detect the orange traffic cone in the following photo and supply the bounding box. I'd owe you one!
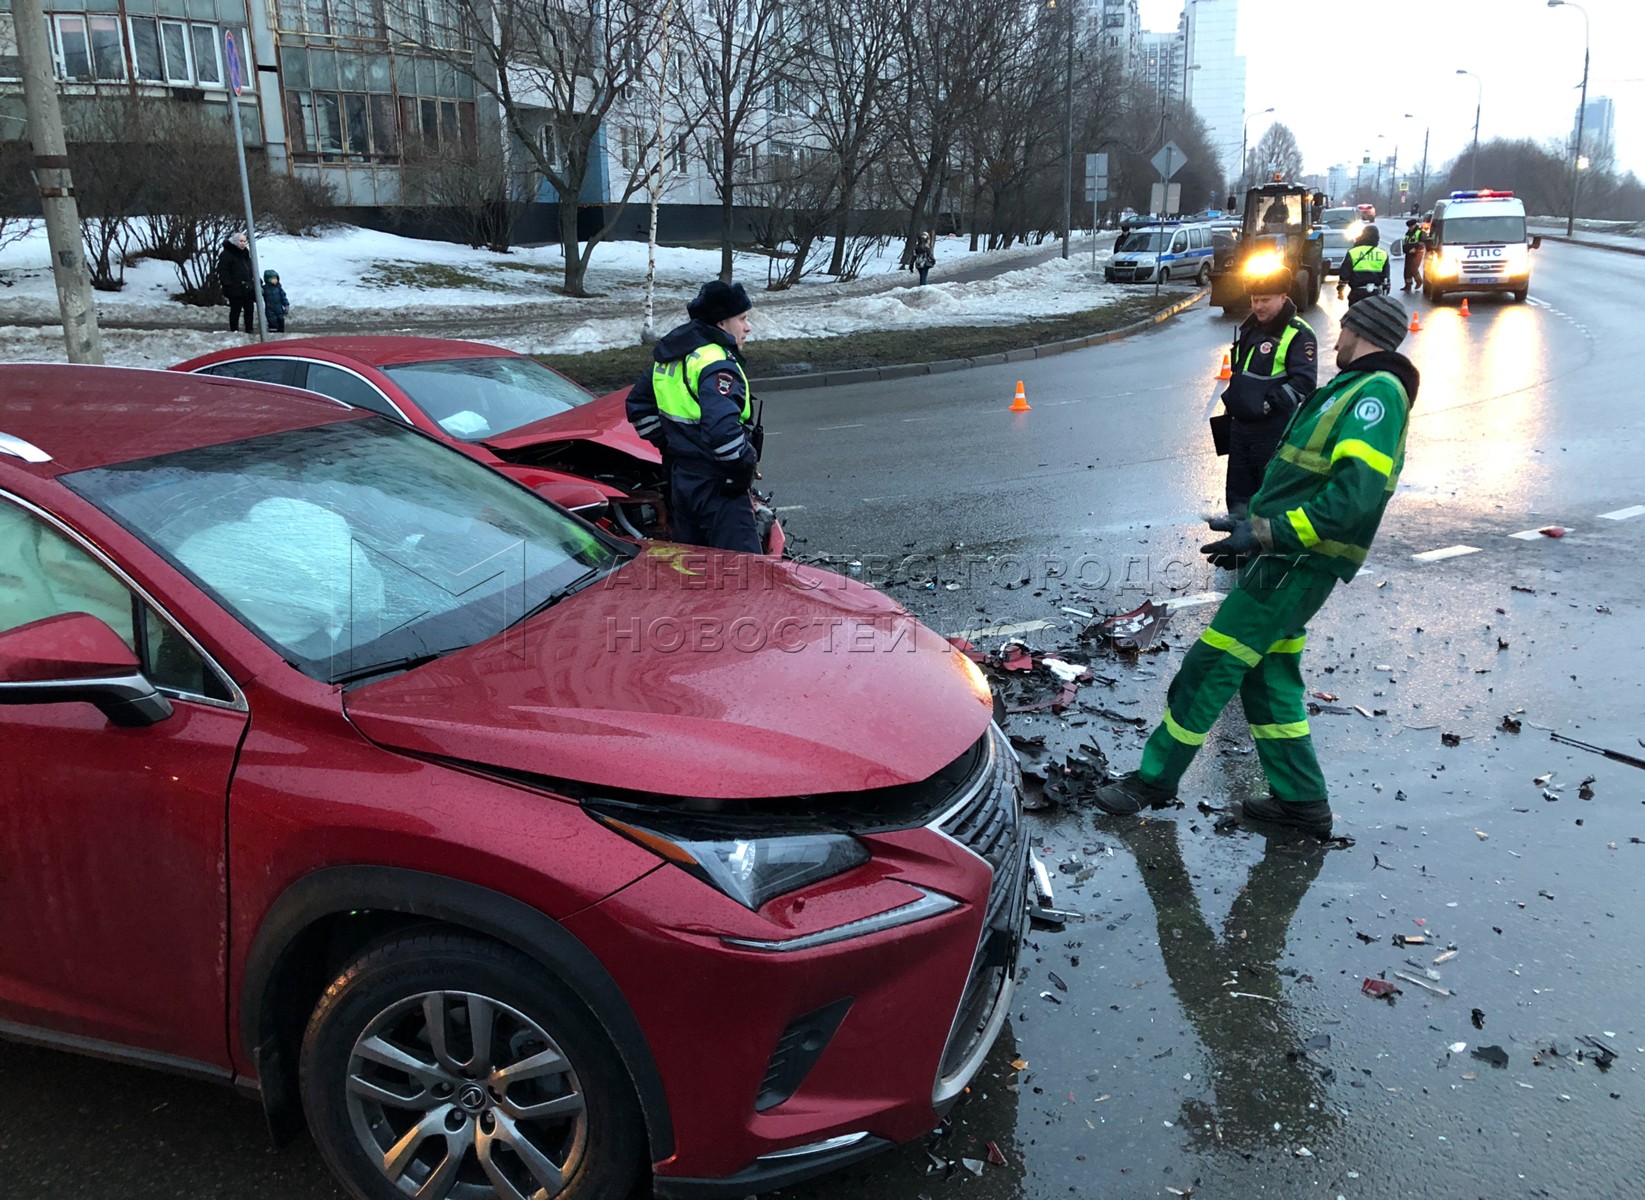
[1459,298,1471,317]
[1408,309,1422,333]
[1009,380,1031,412]
[1217,352,1232,380]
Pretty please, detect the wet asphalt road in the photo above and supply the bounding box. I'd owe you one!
[5,231,1644,1200]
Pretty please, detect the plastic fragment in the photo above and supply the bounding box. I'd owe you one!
[1448,1041,1468,1054]
[961,1157,985,1177]
[986,1141,1008,1167]
[1361,977,1401,999]
[1394,970,1453,996]
[1441,731,1462,747]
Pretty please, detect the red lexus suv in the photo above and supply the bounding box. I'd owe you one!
[0,366,1026,1199]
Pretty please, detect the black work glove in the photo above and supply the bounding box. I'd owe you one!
[720,461,756,497]
[1201,516,1262,569]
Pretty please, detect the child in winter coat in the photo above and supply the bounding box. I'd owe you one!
[262,270,290,333]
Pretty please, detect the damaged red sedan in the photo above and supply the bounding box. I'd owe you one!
[0,365,1026,1200]
[173,336,677,539]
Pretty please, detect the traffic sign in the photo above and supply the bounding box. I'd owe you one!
[1085,186,1109,203]
[224,31,242,96]
[1151,141,1186,180]
[1149,182,1182,216]
[1084,152,1109,187]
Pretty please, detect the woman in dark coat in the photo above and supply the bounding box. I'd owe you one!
[217,232,256,333]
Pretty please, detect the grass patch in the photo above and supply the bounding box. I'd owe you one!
[362,261,515,292]
[537,293,1182,394]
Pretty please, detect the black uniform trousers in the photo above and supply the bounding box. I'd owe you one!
[1225,414,1289,517]
[669,458,761,554]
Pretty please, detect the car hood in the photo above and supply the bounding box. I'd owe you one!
[344,548,994,799]
[480,391,659,464]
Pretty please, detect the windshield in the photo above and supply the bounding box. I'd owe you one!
[1117,230,1168,253]
[1321,208,1358,227]
[64,419,624,684]
[1438,214,1527,244]
[384,356,595,442]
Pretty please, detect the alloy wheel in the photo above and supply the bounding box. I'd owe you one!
[343,990,588,1200]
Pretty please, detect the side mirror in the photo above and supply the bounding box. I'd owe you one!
[1529,236,1543,250]
[0,612,173,727]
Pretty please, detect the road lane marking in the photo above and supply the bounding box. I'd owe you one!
[1598,505,1645,521]
[860,494,907,503]
[948,619,1058,642]
[818,422,866,430]
[774,505,806,512]
[1411,545,1482,563]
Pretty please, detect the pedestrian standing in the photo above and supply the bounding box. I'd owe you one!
[1094,294,1419,837]
[262,270,290,333]
[217,232,257,334]
[624,280,764,553]
[1219,267,1317,518]
[1400,220,1425,292]
[914,232,936,286]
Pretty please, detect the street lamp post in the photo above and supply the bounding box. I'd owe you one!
[1549,0,1591,237]
[1456,69,1482,189]
[1239,106,1275,194]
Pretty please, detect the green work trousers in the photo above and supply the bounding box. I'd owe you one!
[1138,558,1338,805]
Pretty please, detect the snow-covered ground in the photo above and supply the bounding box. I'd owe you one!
[0,222,1149,368]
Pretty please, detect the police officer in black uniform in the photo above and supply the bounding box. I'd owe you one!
[1338,223,1391,304]
[625,280,762,553]
[1220,266,1318,517]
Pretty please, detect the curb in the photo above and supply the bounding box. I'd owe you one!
[1528,229,1645,259]
[752,287,1209,393]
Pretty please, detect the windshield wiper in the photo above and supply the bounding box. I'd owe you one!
[330,652,448,687]
[514,564,606,627]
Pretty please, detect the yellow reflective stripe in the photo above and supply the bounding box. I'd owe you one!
[1199,627,1262,667]
[1276,443,1331,474]
[1251,720,1311,740]
[1162,709,1208,746]
[1332,438,1395,476]
[1268,636,1306,654]
[1313,539,1368,564]
[1287,508,1320,548]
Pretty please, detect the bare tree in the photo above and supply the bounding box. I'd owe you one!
[400,137,533,252]
[383,0,672,295]
[796,0,902,276]
[1251,122,1304,184]
[68,98,152,291]
[684,0,796,282]
[891,0,1024,262]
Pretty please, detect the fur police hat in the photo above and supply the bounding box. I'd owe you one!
[688,280,753,325]
[1247,266,1294,298]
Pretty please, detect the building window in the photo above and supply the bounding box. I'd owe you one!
[128,17,197,85]
[191,23,222,85]
[618,125,646,171]
[0,13,20,81]
[673,132,688,174]
[54,14,125,82]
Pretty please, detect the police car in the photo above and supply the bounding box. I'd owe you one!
[1106,220,1217,285]
[1422,190,1542,304]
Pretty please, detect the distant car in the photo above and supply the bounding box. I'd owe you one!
[1105,221,1217,285]
[174,337,672,541]
[1320,207,1360,228]
[1321,227,1356,276]
[1356,203,1377,222]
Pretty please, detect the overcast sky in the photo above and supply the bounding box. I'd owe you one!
[1138,0,1643,180]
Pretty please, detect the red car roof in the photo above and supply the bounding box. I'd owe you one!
[175,335,521,372]
[0,364,363,476]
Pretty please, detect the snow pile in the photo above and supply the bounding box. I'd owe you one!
[0,222,1157,367]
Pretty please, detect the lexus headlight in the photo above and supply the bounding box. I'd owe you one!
[597,813,870,909]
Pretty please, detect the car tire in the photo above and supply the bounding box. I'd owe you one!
[1292,269,1312,311]
[299,930,646,1200]
[1196,262,1212,286]
[1511,289,1528,303]
[1160,267,1171,283]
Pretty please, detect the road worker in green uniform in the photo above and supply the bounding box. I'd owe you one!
[1095,293,1419,837]
[1220,267,1317,518]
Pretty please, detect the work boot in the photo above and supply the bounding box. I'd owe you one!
[1240,793,1333,836]
[1093,774,1177,816]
